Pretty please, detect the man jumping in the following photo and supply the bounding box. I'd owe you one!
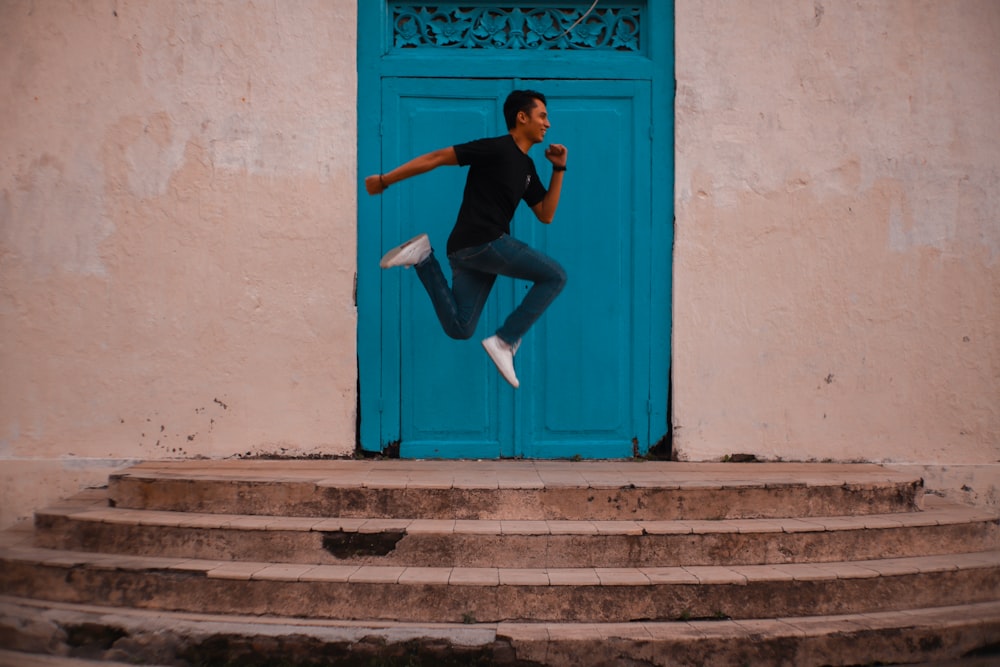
[365,89,567,389]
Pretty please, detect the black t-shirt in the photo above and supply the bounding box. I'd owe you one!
[446,134,547,255]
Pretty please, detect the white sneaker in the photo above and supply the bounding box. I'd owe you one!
[380,233,431,269]
[482,335,519,388]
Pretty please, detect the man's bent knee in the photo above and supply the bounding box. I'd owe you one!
[550,264,568,292]
[442,324,476,340]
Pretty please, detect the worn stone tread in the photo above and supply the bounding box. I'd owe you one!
[105,461,925,520]
[31,494,997,568]
[38,494,996,534]
[4,544,999,586]
[1,595,998,666]
[1,541,998,623]
[111,459,917,480]
[0,650,171,667]
[0,651,166,667]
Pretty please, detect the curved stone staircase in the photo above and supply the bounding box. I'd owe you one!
[1,460,998,666]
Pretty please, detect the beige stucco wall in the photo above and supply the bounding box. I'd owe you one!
[1,0,359,526]
[672,1,1000,467]
[2,1,998,527]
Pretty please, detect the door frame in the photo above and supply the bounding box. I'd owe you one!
[357,1,674,455]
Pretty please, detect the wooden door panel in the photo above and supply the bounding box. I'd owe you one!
[518,80,652,458]
[382,79,514,458]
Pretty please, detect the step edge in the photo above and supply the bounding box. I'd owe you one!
[109,473,924,491]
[3,593,998,640]
[4,545,999,586]
[32,504,999,536]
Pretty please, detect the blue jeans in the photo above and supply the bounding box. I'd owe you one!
[414,234,567,345]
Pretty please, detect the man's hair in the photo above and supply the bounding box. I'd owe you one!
[503,89,547,130]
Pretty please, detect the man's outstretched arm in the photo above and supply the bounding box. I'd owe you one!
[364,147,459,195]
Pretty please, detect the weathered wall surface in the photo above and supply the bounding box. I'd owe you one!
[1,1,358,526]
[672,1,1000,464]
[3,0,998,526]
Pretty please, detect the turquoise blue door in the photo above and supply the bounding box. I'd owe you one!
[357,3,673,459]
[381,79,514,458]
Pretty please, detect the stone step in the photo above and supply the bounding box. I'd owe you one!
[107,460,924,520]
[1,543,997,623]
[1,595,998,666]
[34,493,1000,568]
[7,461,998,663]
[0,651,169,667]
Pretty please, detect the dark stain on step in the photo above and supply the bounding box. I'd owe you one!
[64,622,128,651]
[322,530,405,558]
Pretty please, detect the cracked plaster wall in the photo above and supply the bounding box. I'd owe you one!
[672,0,1000,469]
[1,0,358,526]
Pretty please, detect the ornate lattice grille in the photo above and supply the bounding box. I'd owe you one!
[390,4,643,51]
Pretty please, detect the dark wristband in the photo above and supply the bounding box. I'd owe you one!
[553,165,567,172]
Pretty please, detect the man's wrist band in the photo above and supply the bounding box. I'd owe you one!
[553,165,567,172]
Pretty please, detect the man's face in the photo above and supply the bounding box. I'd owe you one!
[520,100,550,144]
